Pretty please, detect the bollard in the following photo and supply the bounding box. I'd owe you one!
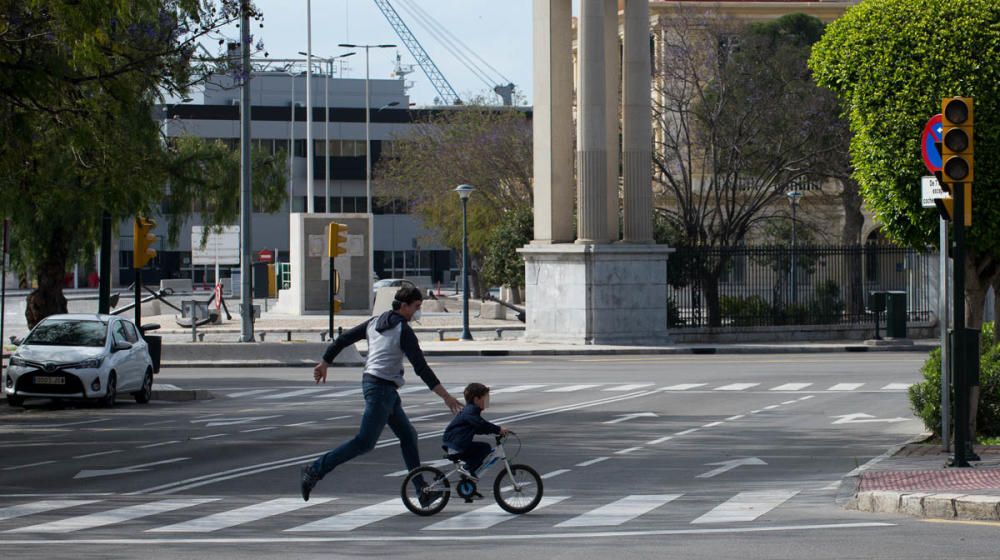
[438,329,445,341]
[496,328,503,340]
[197,333,205,342]
[258,332,266,342]
[286,331,292,342]
[337,326,343,338]
[320,332,327,342]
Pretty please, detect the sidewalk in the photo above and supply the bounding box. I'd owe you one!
[842,439,1000,521]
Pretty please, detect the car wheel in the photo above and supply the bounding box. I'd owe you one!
[100,372,117,408]
[6,395,24,408]
[133,368,153,404]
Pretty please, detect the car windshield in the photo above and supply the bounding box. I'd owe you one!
[24,319,107,347]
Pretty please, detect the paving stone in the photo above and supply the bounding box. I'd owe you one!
[955,495,1000,520]
[922,493,965,519]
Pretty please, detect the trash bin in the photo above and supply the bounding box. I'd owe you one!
[145,335,162,373]
[885,291,907,338]
[252,263,269,298]
[868,291,886,314]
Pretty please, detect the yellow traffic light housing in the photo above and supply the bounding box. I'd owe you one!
[133,216,157,269]
[327,222,349,258]
[941,97,974,185]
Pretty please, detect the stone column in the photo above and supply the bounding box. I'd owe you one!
[576,0,609,244]
[605,0,621,242]
[532,0,574,244]
[622,0,654,243]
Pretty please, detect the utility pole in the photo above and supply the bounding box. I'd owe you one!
[239,0,254,342]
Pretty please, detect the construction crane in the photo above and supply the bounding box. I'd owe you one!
[372,0,516,106]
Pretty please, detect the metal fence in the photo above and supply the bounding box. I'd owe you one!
[667,245,936,329]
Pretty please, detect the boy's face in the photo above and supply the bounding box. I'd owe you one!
[473,393,490,410]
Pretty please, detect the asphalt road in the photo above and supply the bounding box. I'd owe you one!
[1,353,997,559]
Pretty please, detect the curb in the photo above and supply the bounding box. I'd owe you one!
[150,384,214,402]
[850,490,1000,520]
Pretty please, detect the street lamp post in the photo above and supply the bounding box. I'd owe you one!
[338,42,396,311]
[299,51,356,213]
[786,190,803,305]
[455,184,475,341]
[286,69,299,213]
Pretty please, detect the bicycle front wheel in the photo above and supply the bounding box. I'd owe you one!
[401,465,450,516]
[492,463,543,514]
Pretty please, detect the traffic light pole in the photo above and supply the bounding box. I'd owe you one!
[134,268,142,329]
[98,211,111,314]
[328,258,335,338]
[950,181,970,468]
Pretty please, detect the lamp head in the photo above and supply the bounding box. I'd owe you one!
[786,190,803,204]
[454,184,475,200]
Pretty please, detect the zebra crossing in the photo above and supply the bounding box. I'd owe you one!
[224,381,912,400]
[0,488,821,536]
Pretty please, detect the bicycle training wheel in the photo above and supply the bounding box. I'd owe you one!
[492,464,543,514]
[401,465,451,516]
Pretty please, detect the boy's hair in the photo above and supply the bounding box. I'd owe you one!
[392,286,423,310]
[464,382,490,404]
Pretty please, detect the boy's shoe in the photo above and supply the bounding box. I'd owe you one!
[463,491,485,504]
[300,465,319,502]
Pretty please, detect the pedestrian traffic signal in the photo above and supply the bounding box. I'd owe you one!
[328,222,348,258]
[941,97,974,185]
[133,217,157,269]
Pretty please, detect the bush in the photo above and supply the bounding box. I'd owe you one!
[667,296,684,328]
[909,324,1000,438]
[809,280,845,324]
[720,295,771,326]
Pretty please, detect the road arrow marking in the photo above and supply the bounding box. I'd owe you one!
[831,413,910,425]
[696,457,767,479]
[74,458,190,479]
[603,412,658,425]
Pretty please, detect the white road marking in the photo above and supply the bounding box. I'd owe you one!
[2,461,55,471]
[702,421,723,428]
[615,447,643,455]
[72,450,122,459]
[385,459,453,477]
[575,457,610,467]
[259,388,329,400]
[541,469,571,479]
[763,405,780,410]
[675,429,699,436]
[422,496,568,530]
[398,386,428,394]
[313,388,363,398]
[225,389,273,398]
[324,416,352,422]
[286,499,407,532]
[781,400,797,405]
[696,457,767,479]
[0,500,98,522]
[138,441,180,449]
[142,420,176,427]
[646,436,674,445]
[555,494,681,528]
[828,383,864,391]
[149,498,334,533]
[284,421,317,427]
[491,384,548,394]
[545,384,602,393]
[603,383,655,392]
[659,383,707,391]
[603,412,658,424]
[410,412,449,422]
[881,383,912,391]
[691,490,799,524]
[771,383,812,391]
[241,427,277,433]
[191,434,227,441]
[725,415,745,421]
[715,383,760,391]
[8,498,218,533]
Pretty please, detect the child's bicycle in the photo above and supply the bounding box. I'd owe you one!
[400,431,543,516]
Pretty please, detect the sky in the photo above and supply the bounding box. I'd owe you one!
[217,0,538,107]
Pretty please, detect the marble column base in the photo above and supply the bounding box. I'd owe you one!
[518,244,674,345]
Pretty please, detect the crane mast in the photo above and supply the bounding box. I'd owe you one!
[372,0,462,105]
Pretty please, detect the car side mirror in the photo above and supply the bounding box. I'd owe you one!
[113,340,133,352]
[140,323,161,333]
[9,336,21,347]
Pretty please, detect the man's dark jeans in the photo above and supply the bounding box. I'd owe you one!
[311,376,420,478]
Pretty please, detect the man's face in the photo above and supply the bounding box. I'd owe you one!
[398,299,422,320]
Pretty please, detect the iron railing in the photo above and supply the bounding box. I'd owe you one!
[667,244,936,328]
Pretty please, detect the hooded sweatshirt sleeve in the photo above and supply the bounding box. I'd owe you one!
[399,322,441,389]
[321,318,371,364]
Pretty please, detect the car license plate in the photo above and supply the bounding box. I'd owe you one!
[35,376,65,385]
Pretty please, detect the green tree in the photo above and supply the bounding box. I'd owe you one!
[810,0,1000,336]
[0,1,285,326]
[376,102,533,297]
[480,205,532,303]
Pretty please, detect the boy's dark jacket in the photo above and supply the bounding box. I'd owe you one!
[442,403,501,452]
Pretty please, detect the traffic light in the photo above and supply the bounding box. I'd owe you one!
[133,216,157,269]
[327,222,348,258]
[941,97,974,184]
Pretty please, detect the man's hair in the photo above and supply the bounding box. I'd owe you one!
[464,382,490,404]
[392,286,423,310]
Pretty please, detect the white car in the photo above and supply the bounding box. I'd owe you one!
[4,314,155,408]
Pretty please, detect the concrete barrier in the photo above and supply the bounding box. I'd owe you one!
[479,301,507,320]
[160,279,193,293]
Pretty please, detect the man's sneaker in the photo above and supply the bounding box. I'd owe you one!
[418,488,443,509]
[300,465,319,502]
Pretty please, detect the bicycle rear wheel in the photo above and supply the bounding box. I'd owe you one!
[401,465,450,516]
[492,464,543,514]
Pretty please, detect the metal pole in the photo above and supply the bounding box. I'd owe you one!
[98,212,111,314]
[239,1,254,343]
[328,257,335,337]
[288,73,295,212]
[940,216,950,453]
[460,197,473,341]
[324,63,330,213]
[134,269,142,327]
[305,0,314,213]
[950,182,969,467]
[791,202,797,305]
[365,47,374,313]
[1,220,8,360]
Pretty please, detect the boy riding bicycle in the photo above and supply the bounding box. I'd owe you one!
[442,383,509,483]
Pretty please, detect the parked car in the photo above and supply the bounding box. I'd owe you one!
[372,278,416,298]
[4,314,155,408]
